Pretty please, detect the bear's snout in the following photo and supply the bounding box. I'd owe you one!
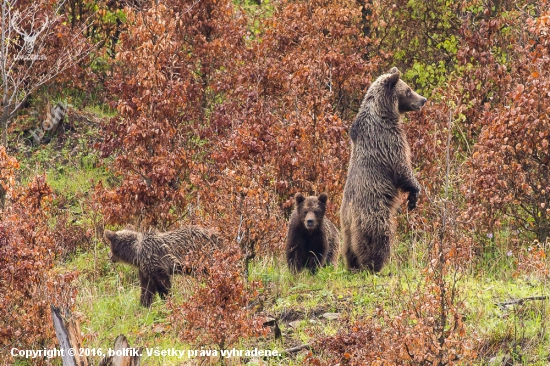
[108,251,117,262]
[397,88,428,113]
[304,211,317,230]
[412,96,427,111]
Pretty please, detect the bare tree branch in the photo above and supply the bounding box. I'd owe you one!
[0,0,98,146]
[496,296,548,309]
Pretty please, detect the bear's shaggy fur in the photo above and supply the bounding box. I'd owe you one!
[340,67,427,272]
[286,193,340,273]
[104,226,220,307]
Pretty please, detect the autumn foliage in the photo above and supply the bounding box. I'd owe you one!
[96,0,383,248]
[3,0,550,363]
[90,0,550,361]
[0,148,77,363]
[309,292,473,365]
[170,245,268,351]
[466,8,550,244]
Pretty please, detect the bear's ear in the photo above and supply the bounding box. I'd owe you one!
[295,193,305,205]
[385,68,401,88]
[318,193,328,205]
[388,67,400,74]
[104,229,117,242]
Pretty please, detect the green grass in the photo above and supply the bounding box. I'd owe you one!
[67,244,192,365]
[25,145,550,365]
[56,241,550,365]
[461,273,550,365]
[46,158,109,201]
[10,103,550,365]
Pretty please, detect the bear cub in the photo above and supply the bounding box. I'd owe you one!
[286,193,340,273]
[104,226,220,307]
[340,67,427,273]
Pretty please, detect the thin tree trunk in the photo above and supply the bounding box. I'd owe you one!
[537,214,548,244]
[1,103,9,147]
[1,0,8,147]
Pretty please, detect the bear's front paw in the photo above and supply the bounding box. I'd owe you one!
[408,192,419,210]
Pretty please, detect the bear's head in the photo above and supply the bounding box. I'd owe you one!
[369,67,427,115]
[295,193,328,231]
[104,229,141,265]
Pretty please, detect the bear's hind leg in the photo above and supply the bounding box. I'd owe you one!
[342,222,360,271]
[139,270,157,307]
[287,246,306,273]
[305,251,322,274]
[356,234,390,273]
[154,271,172,300]
[344,247,361,271]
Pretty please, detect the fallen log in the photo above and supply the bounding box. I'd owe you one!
[496,295,548,309]
[50,305,141,366]
[98,335,141,366]
[284,344,311,354]
[51,305,88,366]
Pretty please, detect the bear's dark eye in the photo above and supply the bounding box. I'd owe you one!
[407,89,412,96]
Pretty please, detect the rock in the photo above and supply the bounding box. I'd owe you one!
[321,312,341,320]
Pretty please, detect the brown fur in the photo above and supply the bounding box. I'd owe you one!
[340,67,427,272]
[286,193,340,273]
[104,226,220,307]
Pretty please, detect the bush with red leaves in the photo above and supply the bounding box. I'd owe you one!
[0,148,77,364]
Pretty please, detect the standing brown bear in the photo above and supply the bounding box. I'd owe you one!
[286,193,340,273]
[104,226,220,307]
[340,67,427,272]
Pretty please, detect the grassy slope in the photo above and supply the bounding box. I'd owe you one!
[62,243,550,365]
[12,105,550,366]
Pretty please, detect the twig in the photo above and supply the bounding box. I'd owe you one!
[283,344,311,354]
[436,107,453,351]
[0,330,28,352]
[496,296,548,308]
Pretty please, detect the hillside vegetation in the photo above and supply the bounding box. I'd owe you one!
[1,0,550,365]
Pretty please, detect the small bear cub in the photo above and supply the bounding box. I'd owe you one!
[285,193,340,273]
[104,226,220,307]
